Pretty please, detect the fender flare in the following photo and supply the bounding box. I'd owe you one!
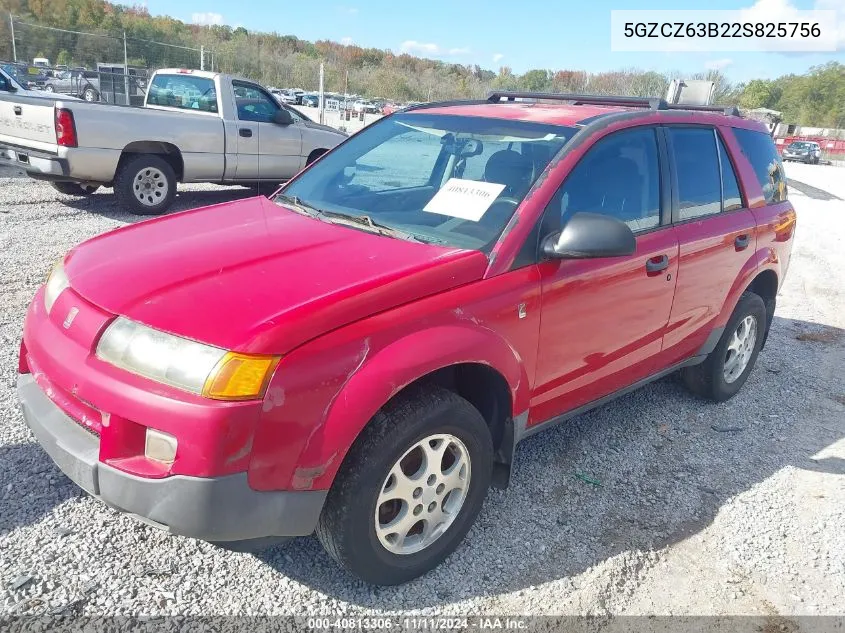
[715,248,780,330]
[289,324,529,490]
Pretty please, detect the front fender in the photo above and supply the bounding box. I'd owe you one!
[248,324,529,492]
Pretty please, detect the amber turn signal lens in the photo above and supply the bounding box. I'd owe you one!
[202,352,281,401]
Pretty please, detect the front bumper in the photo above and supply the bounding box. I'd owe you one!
[18,374,327,542]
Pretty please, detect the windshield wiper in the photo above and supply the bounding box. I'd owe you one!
[318,210,431,243]
[274,193,324,218]
[275,195,435,244]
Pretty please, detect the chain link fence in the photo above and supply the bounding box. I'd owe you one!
[2,15,210,105]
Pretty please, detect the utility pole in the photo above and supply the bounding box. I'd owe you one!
[123,31,130,105]
[10,13,16,62]
[318,63,325,125]
[200,45,204,71]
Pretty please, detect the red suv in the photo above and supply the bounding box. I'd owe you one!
[18,92,796,585]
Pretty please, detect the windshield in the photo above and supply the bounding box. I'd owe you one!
[789,142,816,150]
[277,113,576,250]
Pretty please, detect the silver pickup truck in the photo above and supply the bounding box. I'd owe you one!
[0,69,347,214]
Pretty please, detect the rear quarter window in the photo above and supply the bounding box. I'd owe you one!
[732,128,787,205]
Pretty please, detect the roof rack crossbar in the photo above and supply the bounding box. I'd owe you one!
[487,91,668,110]
[664,103,741,117]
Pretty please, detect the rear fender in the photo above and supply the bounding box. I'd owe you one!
[716,250,779,329]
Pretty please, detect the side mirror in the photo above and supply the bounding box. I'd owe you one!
[542,211,636,259]
[273,108,294,125]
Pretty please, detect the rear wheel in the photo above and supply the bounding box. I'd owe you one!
[316,386,493,585]
[44,84,55,92]
[82,87,98,102]
[681,292,767,402]
[114,155,177,215]
[50,182,99,196]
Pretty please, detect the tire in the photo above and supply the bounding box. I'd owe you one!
[83,88,98,102]
[114,154,177,215]
[51,182,100,196]
[44,84,55,92]
[680,292,767,402]
[316,386,493,585]
[306,149,328,166]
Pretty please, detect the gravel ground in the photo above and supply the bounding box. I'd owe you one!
[0,164,843,619]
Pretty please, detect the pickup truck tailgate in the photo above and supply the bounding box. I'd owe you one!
[0,95,57,152]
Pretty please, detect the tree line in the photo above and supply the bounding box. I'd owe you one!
[0,0,842,127]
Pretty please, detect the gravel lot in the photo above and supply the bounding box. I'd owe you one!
[0,163,843,619]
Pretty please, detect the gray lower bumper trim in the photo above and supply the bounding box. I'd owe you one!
[17,374,326,542]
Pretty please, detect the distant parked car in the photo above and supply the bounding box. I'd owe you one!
[271,89,297,105]
[44,70,100,102]
[0,66,80,100]
[782,141,821,164]
[1,63,47,90]
[301,93,319,107]
[352,100,379,114]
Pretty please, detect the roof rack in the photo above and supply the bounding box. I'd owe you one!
[487,91,667,110]
[664,103,741,116]
[486,91,741,117]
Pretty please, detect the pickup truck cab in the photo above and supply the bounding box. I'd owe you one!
[18,92,795,585]
[0,69,347,214]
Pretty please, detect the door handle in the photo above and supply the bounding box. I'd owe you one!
[239,128,253,138]
[734,234,750,250]
[645,254,670,274]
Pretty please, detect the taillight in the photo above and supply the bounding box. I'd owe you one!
[55,108,78,147]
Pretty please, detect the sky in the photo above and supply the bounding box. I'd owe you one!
[141,0,844,82]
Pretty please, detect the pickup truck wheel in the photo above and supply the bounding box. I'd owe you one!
[83,88,98,102]
[115,155,176,215]
[51,182,100,196]
[681,292,767,402]
[316,386,493,585]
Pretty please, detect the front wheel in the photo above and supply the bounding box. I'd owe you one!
[681,292,767,402]
[44,84,55,92]
[83,88,98,102]
[316,386,493,585]
[114,155,177,215]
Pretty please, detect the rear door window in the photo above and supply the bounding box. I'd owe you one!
[732,128,787,204]
[717,135,744,212]
[667,127,722,221]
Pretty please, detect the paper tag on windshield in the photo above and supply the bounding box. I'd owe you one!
[423,179,506,222]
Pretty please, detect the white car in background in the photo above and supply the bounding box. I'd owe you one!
[271,89,297,104]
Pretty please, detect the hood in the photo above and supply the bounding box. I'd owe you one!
[303,119,348,136]
[64,196,487,353]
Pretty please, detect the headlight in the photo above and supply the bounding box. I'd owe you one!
[96,317,280,400]
[44,262,70,314]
